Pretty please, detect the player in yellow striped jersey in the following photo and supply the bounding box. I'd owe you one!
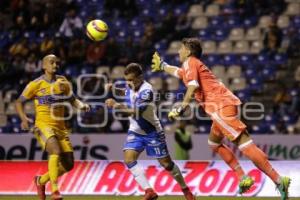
[15,54,90,200]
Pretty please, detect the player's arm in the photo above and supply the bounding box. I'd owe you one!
[105,98,135,115]
[151,52,182,78]
[15,82,35,130]
[70,97,90,112]
[105,83,126,97]
[168,60,200,120]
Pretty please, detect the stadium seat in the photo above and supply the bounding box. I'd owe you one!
[187,5,204,18]
[149,77,163,91]
[235,89,251,101]
[234,41,250,54]
[205,4,220,17]
[249,77,263,91]
[258,16,273,28]
[256,53,270,65]
[111,66,125,80]
[273,53,288,65]
[250,40,264,54]
[227,16,242,28]
[3,90,17,103]
[229,28,245,41]
[205,54,220,66]
[239,54,253,66]
[218,41,233,54]
[285,3,300,16]
[0,115,7,127]
[243,16,258,28]
[202,41,217,54]
[210,16,224,28]
[24,102,35,114]
[229,77,247,91]
[245,27,261,41]
[96,66,110,76]
[277,15,290,28]
[166,77,179,91]
[293,16,300,28]
[198,29,211,40]
[223,54,238,65]
[167,41,181,55]
[211,65,226,78]
[227,65,242,78]
[213,28,228,41]
[192,17,208,29]
[6,103,17,115]
[244,68,256,79]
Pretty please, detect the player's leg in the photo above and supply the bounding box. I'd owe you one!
[39,136,74,185]
[45,136,63,200]
[208,126,246,180]
[157,156,195,200]
[123,132,157,200]
[124,149,158,200]
[210,106,254,193]
[234,131,291,199]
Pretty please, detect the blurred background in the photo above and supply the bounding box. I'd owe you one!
[0,0,300,198]
[0,0,299,135]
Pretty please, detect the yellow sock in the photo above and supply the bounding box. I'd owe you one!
[39,163,67,185]
[49,154,60,192]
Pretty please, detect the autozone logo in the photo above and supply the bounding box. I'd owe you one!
[93,161,265,196]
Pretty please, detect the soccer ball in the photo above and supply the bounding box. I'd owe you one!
[86,19,108,41]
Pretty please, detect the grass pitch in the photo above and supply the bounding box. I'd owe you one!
[0,196,297,200]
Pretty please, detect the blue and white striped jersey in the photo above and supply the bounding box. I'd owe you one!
[125,81,163,135]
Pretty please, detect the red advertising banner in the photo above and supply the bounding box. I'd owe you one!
[0,161,299,197]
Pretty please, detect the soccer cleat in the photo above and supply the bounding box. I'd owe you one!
[182,187,196,200]
[239,175,254,194]
[277,176,291,200]
[141,188,158,200]
[51,191,63,200]
[34,176,46,200]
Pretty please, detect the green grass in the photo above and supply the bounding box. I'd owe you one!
[0,196,298,200]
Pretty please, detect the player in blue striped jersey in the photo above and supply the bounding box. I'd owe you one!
[105,63,195,200]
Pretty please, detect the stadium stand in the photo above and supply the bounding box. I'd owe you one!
[0,0,299,134]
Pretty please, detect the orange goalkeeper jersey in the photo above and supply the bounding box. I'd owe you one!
[177,56,241,114]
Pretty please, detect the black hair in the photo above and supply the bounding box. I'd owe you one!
[182,37,203,58]
[124,63,143,77]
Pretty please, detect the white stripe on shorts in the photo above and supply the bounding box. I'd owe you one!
[211,112,240,138]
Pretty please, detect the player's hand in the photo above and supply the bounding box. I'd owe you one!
[151,52,164,72]
[104,83,113,92]
[105,98,116,108]
[168,106,186,121]
[81,103,90,112]
[21,116,33,130]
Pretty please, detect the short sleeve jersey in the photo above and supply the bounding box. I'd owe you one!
[20,75,73,128]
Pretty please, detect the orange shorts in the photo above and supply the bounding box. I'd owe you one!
[210,105,246,141]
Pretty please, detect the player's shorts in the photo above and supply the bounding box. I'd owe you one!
[210,105,247,141]
[33,122,73,152]
[123,131,169,158]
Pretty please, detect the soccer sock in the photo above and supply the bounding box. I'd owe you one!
[126,161,151,190]
[48,154,60,192]
[211,144,245,180]
[241,143,280,184]
[165,162,187,189]
[39,162,67,185]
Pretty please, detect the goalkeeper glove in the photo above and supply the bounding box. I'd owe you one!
[151,52,167,72]
[168,106,186,121]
